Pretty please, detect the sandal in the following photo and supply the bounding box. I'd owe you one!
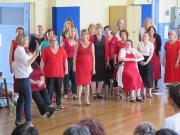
[130,97,136,103]
[136,97,144,102]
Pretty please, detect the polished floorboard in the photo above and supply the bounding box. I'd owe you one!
[0,88,174,135]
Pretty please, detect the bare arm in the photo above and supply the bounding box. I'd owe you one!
[144,44,154,65]
[64,58,68,75]
[9,42,14,73]
[73,44,78,72]
[175,50,180,68]
[118,49,135,62]
[91,43,96,74]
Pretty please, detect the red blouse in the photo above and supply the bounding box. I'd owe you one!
[30,69,46,92]
[64,38,76,58]
[41,46,67,77]
[108,36,118,60]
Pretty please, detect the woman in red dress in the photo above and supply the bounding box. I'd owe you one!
[41,35,68,109]
[148,26,161,89]
[73,29,95,106]
[118,39,144,102]
[164,30,180,83]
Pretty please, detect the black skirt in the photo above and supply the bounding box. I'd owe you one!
[138,56,153,88]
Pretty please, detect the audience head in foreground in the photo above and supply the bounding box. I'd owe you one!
[79,118,106,135]
[63,124,90,135]
[11,123,38,135]
[133,121,156,135]
[155,128,178,135]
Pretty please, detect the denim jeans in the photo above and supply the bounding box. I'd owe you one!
[15,78,32,123]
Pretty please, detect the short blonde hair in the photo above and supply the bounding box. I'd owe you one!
[49,35,58,43]
[81,29,88,35]
[16,34,26,45]
[96,23,103,29]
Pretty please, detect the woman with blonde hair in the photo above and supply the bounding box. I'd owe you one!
[60,18,74,43]
[74,29,95,106]
[62,27,78,99]
[13,34,39,126]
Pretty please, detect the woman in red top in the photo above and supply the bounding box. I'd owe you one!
[30,62,55,117]
[62,27,78,99]
[41,35,68,109]
[9,27,26,93]
[74,29,95,106]
[90,23,109,98]
[114,29,128,65]
[164,30,180,83]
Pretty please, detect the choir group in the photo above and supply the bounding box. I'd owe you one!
[8,18,180,130]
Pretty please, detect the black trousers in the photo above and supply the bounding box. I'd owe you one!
[64,58,77,95]
[32,89,51,115]
[46,77,63,106]
[138,56,153,88]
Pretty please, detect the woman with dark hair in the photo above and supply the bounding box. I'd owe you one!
[63,124,90,135]
[162,84,180,134]
[30,62,55,117]
[39,28,55,53]
[79,118,106,135]
[9,27,26,94]
[11,123,39,135]
[29,25,45,64]
[147,26,162,89]
[156,129,178,135]
[117,39,144,102]
[114,29,128,65]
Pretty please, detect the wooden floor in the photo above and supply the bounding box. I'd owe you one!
[0,88,174,135]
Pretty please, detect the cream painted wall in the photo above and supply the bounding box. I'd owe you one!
[55,0,127,29]
[0,0,127,32]
[158,0,177,23]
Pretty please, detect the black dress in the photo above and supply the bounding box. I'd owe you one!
[29,35,45,64]
[92,35,106,81]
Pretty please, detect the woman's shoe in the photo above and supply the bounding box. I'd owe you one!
[72,94,77,100]
[130,97,136,103]
[136,97,144,102]
[64,95,68,99]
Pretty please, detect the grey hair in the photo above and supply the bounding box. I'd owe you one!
[63,124,90,135]
[133,121,156,135]
[168,29,176,36]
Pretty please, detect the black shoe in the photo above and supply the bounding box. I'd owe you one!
[98,94,103,99]
[136,97,144,102]
[46,107,55,118]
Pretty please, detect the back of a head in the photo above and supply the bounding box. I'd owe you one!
[155,128,178,135]
[79,118,106,135]
[133,121,156,135]
[11,124,38,135]
[169,84,180,108]
[63,124,90,135]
